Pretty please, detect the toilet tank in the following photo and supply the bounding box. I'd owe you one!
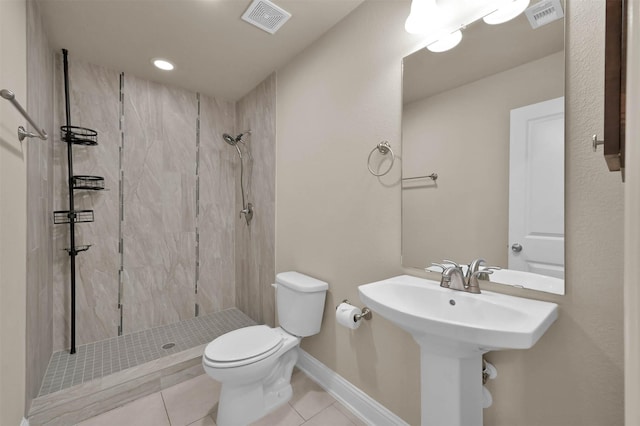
[275,271,328,337]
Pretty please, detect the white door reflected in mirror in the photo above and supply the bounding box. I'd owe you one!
[508,97,565,279]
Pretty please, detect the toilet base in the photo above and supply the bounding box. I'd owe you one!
[215,345,299,426]
[216,381,291,425]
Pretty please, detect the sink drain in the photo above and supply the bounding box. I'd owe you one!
[162,342,176,350]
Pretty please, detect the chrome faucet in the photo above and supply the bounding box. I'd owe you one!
[432,258,500,294]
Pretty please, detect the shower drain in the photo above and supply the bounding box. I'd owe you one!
[161,342,176,350]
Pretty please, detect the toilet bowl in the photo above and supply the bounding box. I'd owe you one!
[203,325,301,425]
[202,271,328,426]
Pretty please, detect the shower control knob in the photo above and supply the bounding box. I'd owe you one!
[511,243,523,253]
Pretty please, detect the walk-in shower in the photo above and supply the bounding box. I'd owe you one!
[223,131,253,226]
[24,36,276,423]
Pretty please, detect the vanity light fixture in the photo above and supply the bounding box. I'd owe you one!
[406,0,532,52]
[405,0,441,35]
[152,58,174,71]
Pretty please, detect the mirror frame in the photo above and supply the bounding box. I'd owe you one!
[603,0,627,177]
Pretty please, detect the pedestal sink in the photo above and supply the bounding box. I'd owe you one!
[358,275,558,426]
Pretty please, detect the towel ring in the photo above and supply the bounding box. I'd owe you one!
[367,141,395,177]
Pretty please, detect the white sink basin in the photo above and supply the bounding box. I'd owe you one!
[358,274,558,352]
[358,275,559,426]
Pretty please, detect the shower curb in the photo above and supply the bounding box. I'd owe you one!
[27,344,206,426]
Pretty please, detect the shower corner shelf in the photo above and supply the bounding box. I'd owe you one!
[60,125,98,146]
[73,175,105,191]
[53,209,95,224]
[63,245,91,255]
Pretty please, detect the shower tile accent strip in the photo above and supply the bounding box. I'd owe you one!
[117,71,125,336]
[38,308,255,397]
[195,92,201,315]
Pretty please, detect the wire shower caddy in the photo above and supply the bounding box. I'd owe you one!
[53,49,104,355]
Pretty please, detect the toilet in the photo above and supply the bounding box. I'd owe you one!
[202,271,328,426]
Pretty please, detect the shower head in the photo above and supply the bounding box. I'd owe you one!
[223,133,238,146]
[222,131,251,146]
[0,89,16,100]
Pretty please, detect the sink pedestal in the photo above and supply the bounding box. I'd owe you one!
[417,339,485,426]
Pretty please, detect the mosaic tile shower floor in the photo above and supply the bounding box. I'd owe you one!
[38,308,255,397]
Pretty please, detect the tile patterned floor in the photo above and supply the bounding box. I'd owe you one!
[74,369,367,426]
[39,309,255,396]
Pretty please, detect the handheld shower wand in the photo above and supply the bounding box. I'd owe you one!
[222,131,253,225]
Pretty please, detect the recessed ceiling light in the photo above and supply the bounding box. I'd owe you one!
[152,58,174,71]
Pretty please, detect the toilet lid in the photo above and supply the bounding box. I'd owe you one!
[204,325,283,365]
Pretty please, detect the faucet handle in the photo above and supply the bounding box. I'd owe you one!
[471,269,494,277]
[440,265,465,288]
[428,264,450,287]
[429,263,447,272]
[474,266,500,284]
[442,259,461,268]
[429,263,455,288]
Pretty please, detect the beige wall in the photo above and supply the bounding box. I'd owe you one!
[276,2,431,423]
[402,51,564,269]
[276,1,624,425]
[0,0,28,423]
[625,0,640,424]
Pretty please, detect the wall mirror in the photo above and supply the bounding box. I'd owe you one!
[401,8,565,295]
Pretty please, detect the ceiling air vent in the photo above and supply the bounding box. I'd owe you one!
[241,0,292,34]
[525,0,564,29]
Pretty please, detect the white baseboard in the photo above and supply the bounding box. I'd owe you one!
[20,417,29,426]
[296,348,408,426]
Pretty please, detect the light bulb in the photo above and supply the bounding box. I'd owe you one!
[405,0,440,35]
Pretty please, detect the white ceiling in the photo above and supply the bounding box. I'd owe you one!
[37,0,365,101]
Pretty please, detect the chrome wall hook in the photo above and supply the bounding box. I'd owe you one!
[592,134,605,151]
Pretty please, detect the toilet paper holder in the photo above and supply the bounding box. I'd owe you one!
[337,299,372,321]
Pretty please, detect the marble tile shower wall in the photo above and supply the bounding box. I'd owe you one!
[198,95,236,314]
[235,74,276,326]
[51,57,273,350]
[26,0,54,410]
[122,76,198,333]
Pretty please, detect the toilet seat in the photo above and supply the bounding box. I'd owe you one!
[204,325,284,368]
